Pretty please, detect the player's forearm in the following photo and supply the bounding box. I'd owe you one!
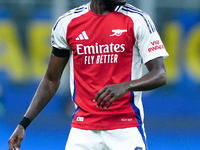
[23,77,60,121]
[128,67,167,92]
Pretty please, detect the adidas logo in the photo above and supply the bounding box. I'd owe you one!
[76,31,89,40]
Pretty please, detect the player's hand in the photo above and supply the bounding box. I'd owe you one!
[94,82,130,109]
[8,125,25,150]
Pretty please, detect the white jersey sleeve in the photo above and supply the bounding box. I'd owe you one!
[134,12,169,64]
[51,15,71,50]
[50,4,90,50]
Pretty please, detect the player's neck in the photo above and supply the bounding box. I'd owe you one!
[90,0,116,15]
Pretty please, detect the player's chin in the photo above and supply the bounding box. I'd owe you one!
[111,0,126,6]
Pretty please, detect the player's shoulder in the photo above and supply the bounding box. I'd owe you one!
[116,3,156,33]
[53,3,90,30]
[116,3,150,20]
[64,3,90,18]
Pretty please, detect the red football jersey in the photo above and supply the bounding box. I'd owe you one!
[51,3,169,130]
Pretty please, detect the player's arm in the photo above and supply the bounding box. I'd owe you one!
[8,47,70,150]
[94,56,167,109]
[23,49,69,122]
[128,56,167,91]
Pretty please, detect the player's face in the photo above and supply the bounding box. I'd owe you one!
[103,0,126,6]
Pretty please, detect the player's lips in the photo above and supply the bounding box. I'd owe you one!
[103,0,126,6]
[113,0,126,2]
[116,0,126,2]
[113,0,126,5]
[119,0,126,2]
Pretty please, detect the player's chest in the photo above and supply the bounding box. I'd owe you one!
[66,13,135,54]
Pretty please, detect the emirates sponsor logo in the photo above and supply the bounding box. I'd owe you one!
[76,43,126,65]
[76,43,125,55]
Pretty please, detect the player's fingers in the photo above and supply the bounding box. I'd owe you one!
[96,90,110,108]
[15,147,20,150]
[15,137,23,149]
[93,87,106,102]
[106,96,117,109]
[100,93,114,109]
[8,137,17,150]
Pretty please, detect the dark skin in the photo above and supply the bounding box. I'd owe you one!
[8,0,167,149]
[8,55,69,150]
[94,57,167,109]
